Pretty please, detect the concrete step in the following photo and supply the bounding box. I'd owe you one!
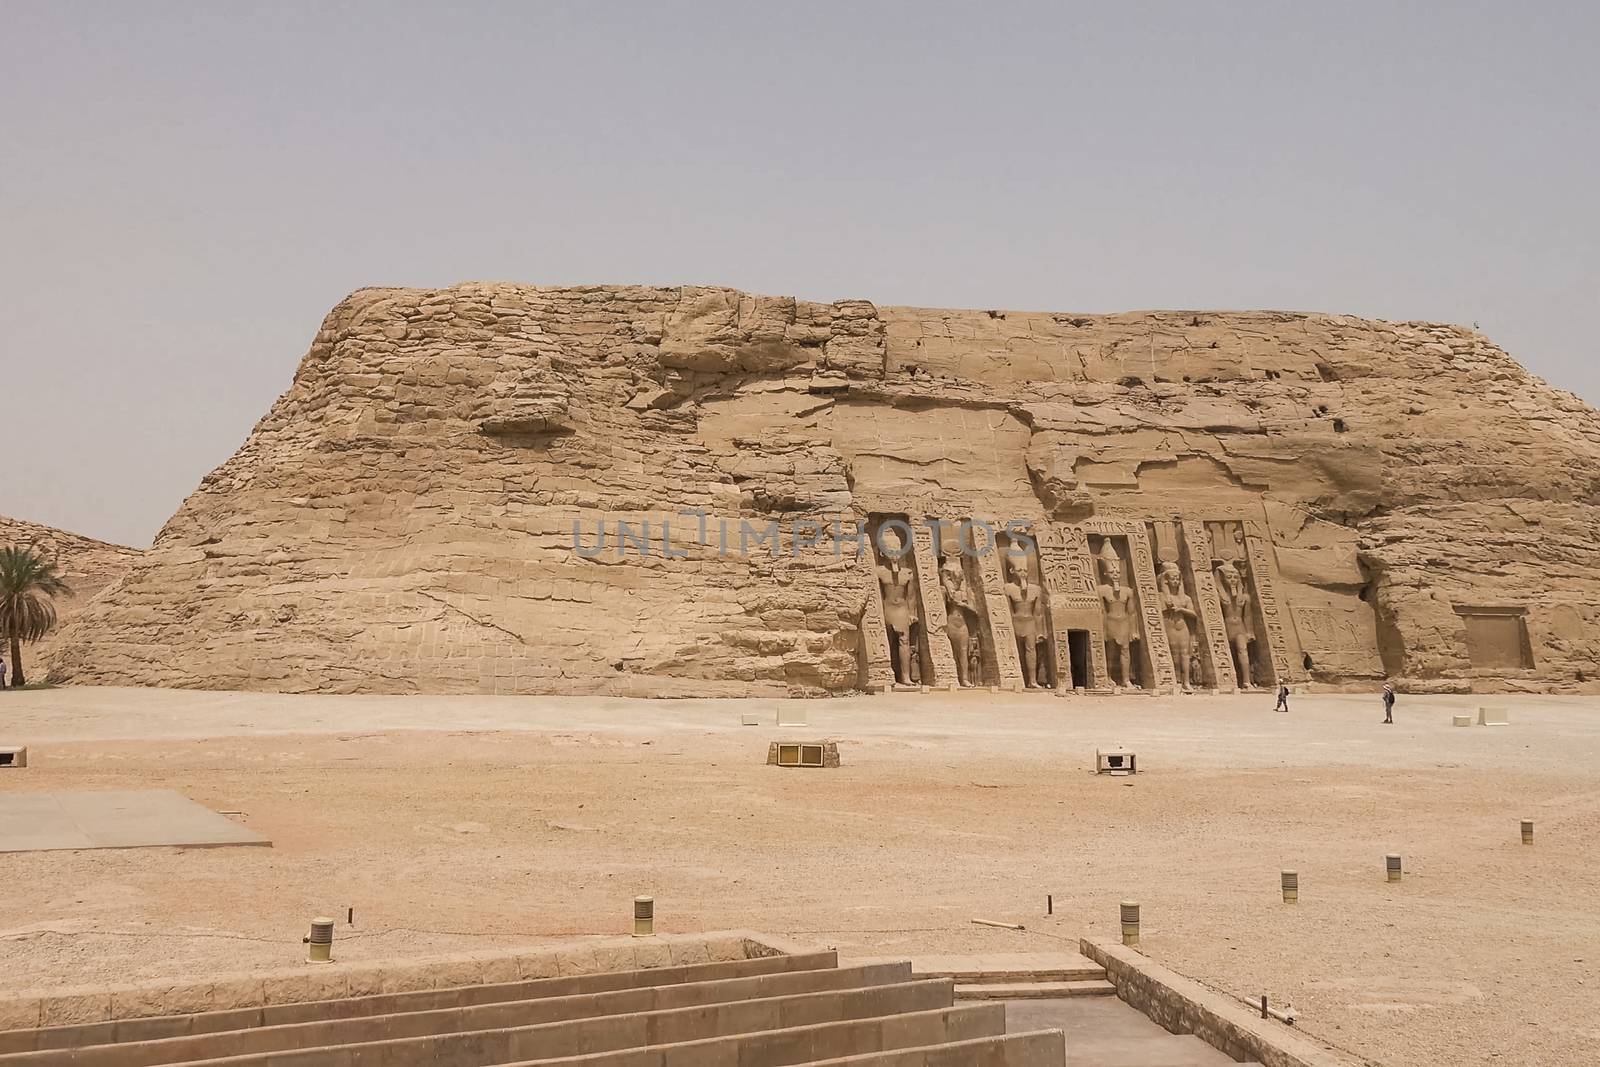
[3,963,918,1067]
[99,979,960,1067]
[0,950,843,1054]
[903,952,1109,985]
[510,1003,1007,1065]
[955,980,1116,1000]
[2,949,1078,1067]
[799,1030,1066,1066]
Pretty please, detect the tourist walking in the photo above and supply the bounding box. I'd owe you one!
[1274,683,1289,712]
[1382,681,1396,723]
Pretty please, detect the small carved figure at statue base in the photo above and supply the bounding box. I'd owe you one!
[1159,562,1198,693]
[1004,551,1051,689]
[1097,542,1142,690]
[877,526,923,686]
[1215,559,1258,689]
[940,552,980,687]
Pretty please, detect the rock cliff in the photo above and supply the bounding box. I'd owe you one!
[45,284,1600,696]
[0,516,141,674]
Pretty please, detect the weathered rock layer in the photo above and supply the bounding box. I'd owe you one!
[47,284,1600,696]
[1,516,141,673]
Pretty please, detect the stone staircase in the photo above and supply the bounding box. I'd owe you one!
[0,950,1066,1067]
[849,955,1263,1067]
[908,953,1119,1001]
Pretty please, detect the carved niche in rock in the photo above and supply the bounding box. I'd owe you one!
[940,547,983,687]
[1094,539,1143,689]
[999,536,1053,690]
[1158,562,1200,692]
[1214,558,1261,688]
[1149,521,1202,692]
[872,521,925,686]
[1454,605,1536,671]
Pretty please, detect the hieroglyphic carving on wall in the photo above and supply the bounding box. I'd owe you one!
[1037,522,1105,690]
[1069,526,1111,692]
[969,521,1025,689]
[1060,524,1101,601]
[911,516,959,687]
[1127,525,1178,692]
[859,555,895,692]
[1292,605,1370,654]
[1097,501,1264,522]
[1032,524,1078,691]
[1243,520,1298,683]
[1182,519,1238,691]
[1207,521,1248,564]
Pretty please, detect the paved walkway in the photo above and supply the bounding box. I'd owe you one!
[1008,998,1243,1066]
[0,789,269,852]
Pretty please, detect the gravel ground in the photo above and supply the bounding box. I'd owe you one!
[1,686,1597,1066]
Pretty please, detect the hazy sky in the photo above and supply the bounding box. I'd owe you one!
[4,2,1597,547]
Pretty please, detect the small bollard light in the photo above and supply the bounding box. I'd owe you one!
[1120,900,1140,947]
[633,895,655,937]
[1281,870,1298,903]
[1521,819,1534,845]
[305,917,335,964]
[1386,854,1403,882]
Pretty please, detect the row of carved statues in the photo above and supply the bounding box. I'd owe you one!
[1157,553,1261,692]
[871,521,1267,693]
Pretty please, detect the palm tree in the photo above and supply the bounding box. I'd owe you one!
[0,545,71,688]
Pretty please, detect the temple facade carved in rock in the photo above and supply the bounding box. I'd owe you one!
[853,509,1304,695]
[41,283,1600,699]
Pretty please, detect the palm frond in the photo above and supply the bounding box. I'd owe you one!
[0,544,72,644]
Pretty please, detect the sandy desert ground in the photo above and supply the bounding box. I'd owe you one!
[1,686,1597,1067]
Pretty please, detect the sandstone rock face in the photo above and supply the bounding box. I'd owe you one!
[46,284,1600,696]
[0,516,141,672]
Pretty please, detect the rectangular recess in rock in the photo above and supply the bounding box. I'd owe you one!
[1454,606,1536,670]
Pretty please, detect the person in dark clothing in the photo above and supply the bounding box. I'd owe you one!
[1275,683,1289,712]
[1382,681,1396,723]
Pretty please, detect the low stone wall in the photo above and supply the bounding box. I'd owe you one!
[0,930,775,1033]
[1079,938,1359,1067]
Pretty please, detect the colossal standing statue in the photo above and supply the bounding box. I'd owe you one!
[1215,559,1257,689]
[877,526,921,685]
[1097,541,1140,689]
[940,552,979,687]
[1159,561,1198,692]
[1004,551,1050,688]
